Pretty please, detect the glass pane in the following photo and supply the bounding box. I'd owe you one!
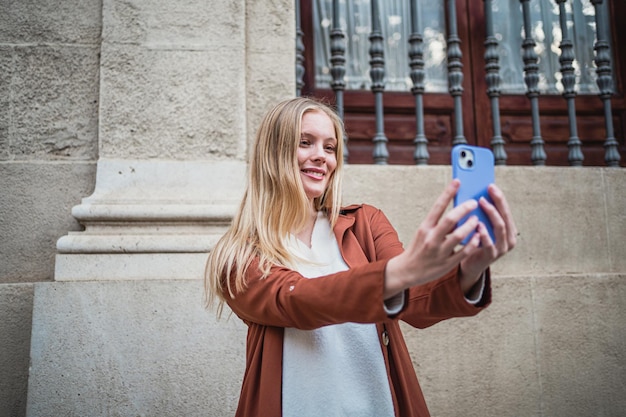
[314,0,448,92]
[493,0,612,95]
[313,0,612,95]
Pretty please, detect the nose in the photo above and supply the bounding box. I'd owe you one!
[311,142,326,161]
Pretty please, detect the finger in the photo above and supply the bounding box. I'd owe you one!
[450,231,481,265]
[445,216,479,247]
[488,184,518,248]
[434,198,479,242]
[476,222,497,256]
[458,223,496,278]
[423,180,460,228]
[478,196,507,252]
[442,215,479,252]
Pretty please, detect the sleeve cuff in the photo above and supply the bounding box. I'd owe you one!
[464,272,486,305]
[384,291,406,315]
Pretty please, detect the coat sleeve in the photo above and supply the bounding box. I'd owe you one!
[398,267,491,328]
[224,258,393,330]
[355,204,492,328]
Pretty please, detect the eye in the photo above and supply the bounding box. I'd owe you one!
[299,139,310,147]
[325,144,336,153]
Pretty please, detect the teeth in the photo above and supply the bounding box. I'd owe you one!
[303,170,323,177]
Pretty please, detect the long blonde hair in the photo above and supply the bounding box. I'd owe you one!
[204,97,345,316]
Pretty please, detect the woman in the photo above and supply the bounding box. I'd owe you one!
[205,97,517,417]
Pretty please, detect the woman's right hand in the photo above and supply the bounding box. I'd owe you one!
[383,179,483,299]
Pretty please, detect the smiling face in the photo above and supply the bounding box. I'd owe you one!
[297,110,338,202]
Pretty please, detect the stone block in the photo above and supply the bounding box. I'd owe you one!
[5,45,99,160]
[102,0,244,49]
[343,165,449,245]
[0,46,11,160]
[55,253,210,281]
[603,168,626,272]
[246,0,295,54]
[53,159,247,280]
[534,273,626,417]
[0,0,101,44]
[0,283,33,417]
[99,44,246,160]
[0,162,96,282]
[495,167,612,275]
[245,50,296,147]
[343,165,626,276]
[26,279,246,417]
[402,275,541,417]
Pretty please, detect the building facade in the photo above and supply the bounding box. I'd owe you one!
[1,1,625,416]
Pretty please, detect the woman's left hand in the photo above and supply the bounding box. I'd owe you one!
[458,183,518,293]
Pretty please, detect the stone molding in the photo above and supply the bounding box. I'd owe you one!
[55,158,246,281]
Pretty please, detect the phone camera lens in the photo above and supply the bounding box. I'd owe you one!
[467,159,473,167]
[460,151,466,158]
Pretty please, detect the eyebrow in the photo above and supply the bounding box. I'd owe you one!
[300,132,337,142]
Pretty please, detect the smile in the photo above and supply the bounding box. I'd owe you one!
[301,169,325,179]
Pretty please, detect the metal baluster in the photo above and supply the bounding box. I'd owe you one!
[591,0,621,166]
[556,0,583,166]
[330,0,348,162]
[520,0,547,165]
[484,0,507,165]
[369,0,389,164]
[409,0,429,165]
[446,0,466,145]
[295,0,304,97]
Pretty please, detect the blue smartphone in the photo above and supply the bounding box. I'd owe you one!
[451,145,496,245]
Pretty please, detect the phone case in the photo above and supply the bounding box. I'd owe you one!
[451,145,496,244]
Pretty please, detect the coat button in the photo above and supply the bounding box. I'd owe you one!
[382,330,389,346]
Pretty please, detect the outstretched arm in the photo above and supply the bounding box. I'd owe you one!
[383,179,517,300]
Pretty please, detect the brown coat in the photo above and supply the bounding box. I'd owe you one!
[225,204,491,417]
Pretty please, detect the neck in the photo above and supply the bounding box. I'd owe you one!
[294,204,319,248]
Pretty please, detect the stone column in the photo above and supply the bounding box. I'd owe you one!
[28,1,295,415]
[54,0,295,281]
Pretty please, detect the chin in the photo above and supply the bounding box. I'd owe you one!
[304,188,326,200]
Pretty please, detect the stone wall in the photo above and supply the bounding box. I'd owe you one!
[20,166,626,417]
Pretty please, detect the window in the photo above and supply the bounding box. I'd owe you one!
[313,0,611,95]
[301,0,625,166]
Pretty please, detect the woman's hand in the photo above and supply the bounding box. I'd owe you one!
[457,183,518,293]
[384,180,517,299]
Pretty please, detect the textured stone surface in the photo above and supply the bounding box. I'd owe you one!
[0,162,96,283]
[24,274,626,417]
[27,279,246,417]
[99,44,246,160]
[604,168,626,272]
[0,0,102,44]
[102,0,244,47]
[0,45,100,161]
[98,0,249,160]
[404,275,542,417]
[403,273,626,417]
[0,46,11,160]
[0,284,33,417]
[343,165,626,276]
[494,167,614,275]
[9,46,100,160]
[244,0,295,149]
[534,273,626,417]
[0,0,101,162]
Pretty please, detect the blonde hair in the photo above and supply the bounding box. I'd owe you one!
[204,97,345,316]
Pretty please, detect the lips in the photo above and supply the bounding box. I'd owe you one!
[301,168,326,179]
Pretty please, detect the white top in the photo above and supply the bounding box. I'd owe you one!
[281,212,485,417]
[282,212,396,417]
